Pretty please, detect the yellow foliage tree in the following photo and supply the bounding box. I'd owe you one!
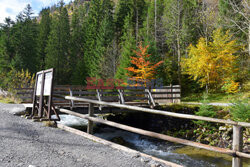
[9,68,35,89]
[126,42,163,87]
[182,28,240,93]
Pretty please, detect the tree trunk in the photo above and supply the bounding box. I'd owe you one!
[248,23,250,58]
[136,6,139,43]
[177,0,181,86]
[177,33,181,86]
[154,0,157,43]
[147,12,149,36]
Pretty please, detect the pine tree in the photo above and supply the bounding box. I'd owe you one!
[37,8,51,70]
[45,1,71,84]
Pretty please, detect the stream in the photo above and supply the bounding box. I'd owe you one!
[95,126,232,167]
[55,114,250,167]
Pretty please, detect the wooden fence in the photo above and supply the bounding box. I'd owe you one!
[15,85,181,108]
[59,96,250,167]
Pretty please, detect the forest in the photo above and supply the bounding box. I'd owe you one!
[0,0,249,96]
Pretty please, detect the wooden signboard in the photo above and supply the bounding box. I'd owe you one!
[30,68,60,121]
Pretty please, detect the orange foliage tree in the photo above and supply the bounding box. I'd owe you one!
[125,42,163,87]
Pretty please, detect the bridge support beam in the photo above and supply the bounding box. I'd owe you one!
[232,125,243,167]
[87,103,94,134]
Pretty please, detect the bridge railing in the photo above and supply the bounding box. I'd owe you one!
[15,85,181,108]
[59,96,249,167]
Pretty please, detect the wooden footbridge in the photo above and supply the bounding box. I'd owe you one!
[16,84,181,109]
[15,69,249,167]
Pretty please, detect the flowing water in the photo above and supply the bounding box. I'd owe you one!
[94,127,250,167]
[55,114,250,167]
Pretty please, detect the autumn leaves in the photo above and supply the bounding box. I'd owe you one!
[128,29,240,93]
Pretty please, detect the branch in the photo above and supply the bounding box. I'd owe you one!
[229,18,247,34]
[228,0,250,22]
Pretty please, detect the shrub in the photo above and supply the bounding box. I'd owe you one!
[1,68,35,92]
[230,99,250,122]
[194,94,216,128]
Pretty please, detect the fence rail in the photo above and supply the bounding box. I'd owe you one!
[15,85,181,108]
[59,96,249,167]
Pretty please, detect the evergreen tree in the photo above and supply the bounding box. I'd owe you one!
[115,14,136,82]
[0,17,15,74]
[0,27,10,88]
[96,14,114,78]
[45,1,71,84]
[83,0,102,78]
[11,4,38,73]
[114,0,133,39]
[71,6,86,84]
[37,8,51,70]
[83,0,114,78]
[0,17,15,63]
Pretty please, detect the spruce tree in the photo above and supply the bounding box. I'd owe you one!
[70,3,88,85]
[12,4,38,73]
[45,1,71,84]
[37,8,51,70]
[114,0,133,39]
[83,0,114,78]
[70,6,86,84]
[115,14,136,82]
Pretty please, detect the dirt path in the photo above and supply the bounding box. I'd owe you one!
[0,103,169,167]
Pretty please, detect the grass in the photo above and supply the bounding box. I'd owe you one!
[182,91,250,103]
[0,95,17,104]
[182,81,250,103]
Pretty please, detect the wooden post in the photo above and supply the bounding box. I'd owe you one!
[47,68,54,119]
[38,72,45,118]
[170,84,173,103]
[232,125,243,167]
[69,87,74,110]
[96,89,102,111]
[87,103,94,134]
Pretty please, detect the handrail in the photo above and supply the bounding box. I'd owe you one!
[61,96,249,167]
[59,108,250,159]
[65,96,250,128]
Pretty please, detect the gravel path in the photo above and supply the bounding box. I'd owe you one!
[0,103,168,167]
[182,102,232,106]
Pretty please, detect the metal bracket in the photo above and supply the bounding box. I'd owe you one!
[145,89,155,108]
[118,89,125,104]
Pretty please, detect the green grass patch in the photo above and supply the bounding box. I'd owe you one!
[182,91,250,103]
[0,96,16,104]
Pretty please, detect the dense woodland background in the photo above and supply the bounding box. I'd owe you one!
[0,0,249,95]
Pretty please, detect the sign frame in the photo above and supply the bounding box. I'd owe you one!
[31,68,60,121]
